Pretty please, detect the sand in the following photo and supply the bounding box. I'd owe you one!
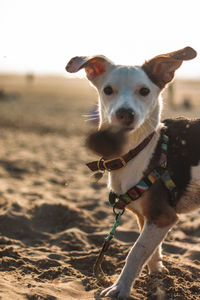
[0,74,199,299]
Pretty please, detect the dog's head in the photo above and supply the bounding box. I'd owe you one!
[66,47,196,132]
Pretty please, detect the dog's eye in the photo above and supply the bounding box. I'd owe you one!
[103,85,113,95]
[139,87,150,96]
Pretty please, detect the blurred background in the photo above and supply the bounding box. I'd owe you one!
[0,0,200,132]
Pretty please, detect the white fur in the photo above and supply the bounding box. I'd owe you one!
[191,164,200,181]
[108,124,162,195]
[99,67,161,132]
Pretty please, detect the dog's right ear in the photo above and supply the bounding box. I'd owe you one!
[66,55,113,86]
[142,46,197,89]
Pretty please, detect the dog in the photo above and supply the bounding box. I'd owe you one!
[66,47,199,299]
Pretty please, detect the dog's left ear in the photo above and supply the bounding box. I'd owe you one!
[66,55,113,86]
[142,46,197,88]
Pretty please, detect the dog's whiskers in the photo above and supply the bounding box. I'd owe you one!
[84,117,99,122]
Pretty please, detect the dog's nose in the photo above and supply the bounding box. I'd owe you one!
[116,108,135,126]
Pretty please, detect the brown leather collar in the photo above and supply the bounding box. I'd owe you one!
[86,131,155,172]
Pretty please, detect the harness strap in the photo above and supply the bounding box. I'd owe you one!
[109,134,177,209]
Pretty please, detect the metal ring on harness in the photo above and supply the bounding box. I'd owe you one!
[113,203,125,216]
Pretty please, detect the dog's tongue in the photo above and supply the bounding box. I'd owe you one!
[86,127,127,158]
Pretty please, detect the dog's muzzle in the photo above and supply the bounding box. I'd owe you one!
[116,108,135,126]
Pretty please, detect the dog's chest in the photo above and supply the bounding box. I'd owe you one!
[108,134,160,195]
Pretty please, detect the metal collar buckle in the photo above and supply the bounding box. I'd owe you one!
[103,157,126,171]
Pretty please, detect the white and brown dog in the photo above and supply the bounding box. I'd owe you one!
[66,47,199,299]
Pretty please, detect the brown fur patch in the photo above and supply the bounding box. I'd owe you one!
[142,181,178,227]
[86,127,126,158]
[136,214,144,231]
[126,206,144,230]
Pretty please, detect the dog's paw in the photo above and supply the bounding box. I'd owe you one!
[148,261,168,274]
[100,281,130,299]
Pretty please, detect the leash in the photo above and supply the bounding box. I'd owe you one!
[93,206,124,284]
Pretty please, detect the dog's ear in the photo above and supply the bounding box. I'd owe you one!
[66,55,113,85]
[142,47,197,89]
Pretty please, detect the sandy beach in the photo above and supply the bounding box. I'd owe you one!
[0,74,199,299]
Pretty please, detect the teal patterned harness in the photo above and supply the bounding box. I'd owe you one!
[109,134,177,210]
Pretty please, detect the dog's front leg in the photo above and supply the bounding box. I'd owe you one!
[101,222,171,299]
